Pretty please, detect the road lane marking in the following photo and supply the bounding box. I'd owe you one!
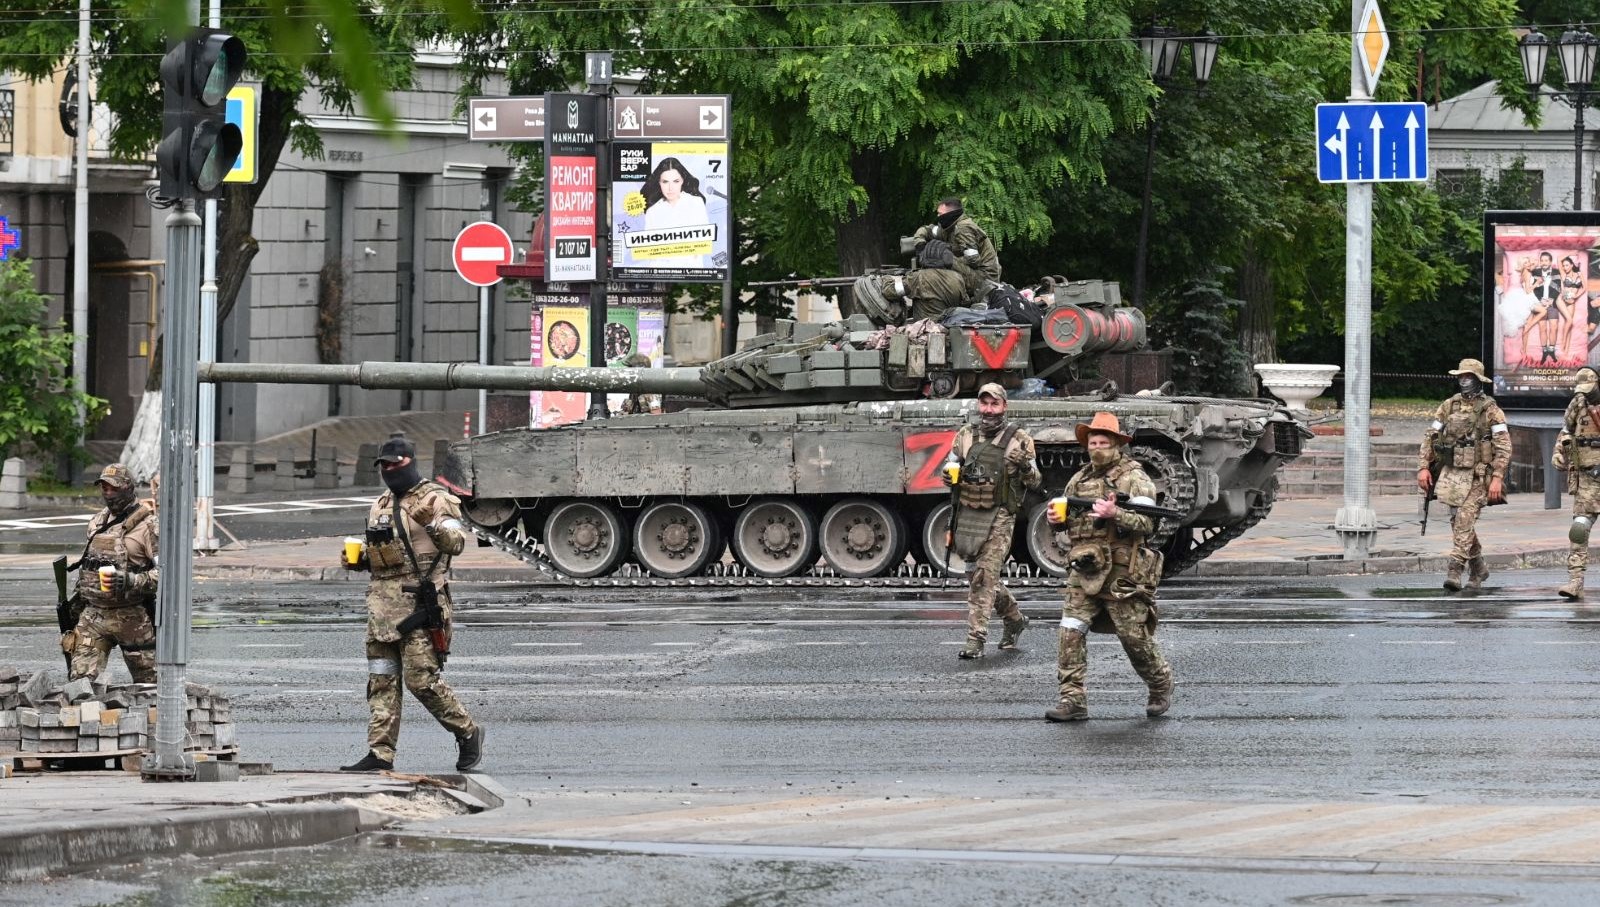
[794,642,861,646]
[650,642,698,647]
[512,643,583,647]
[1234,640,1310,644]
[236,644,304,648]
[1533,641,1600,644]
[1379,641,1456,645]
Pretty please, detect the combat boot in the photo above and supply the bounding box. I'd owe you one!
[340,752,393,773]
[1467,557,1490,591]
[1146,678,1174,718]
[456,726,485,772]
[998,615,1029,651]
[1045,702,1088,722]
[1443,561,1465,592]
[1559,572,1585,600]
[957,638,985,660]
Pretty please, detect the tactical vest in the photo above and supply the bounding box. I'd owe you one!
[956,425,1023,514]
[1065,459,1142,548]
[1432,396,1495,471]
[75,503,154,609]
[1567,398,1600,469]
[366,483,451,581]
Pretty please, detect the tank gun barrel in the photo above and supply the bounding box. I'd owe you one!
[198,361,709,395]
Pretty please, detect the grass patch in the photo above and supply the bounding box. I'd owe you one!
[26,478,98,497]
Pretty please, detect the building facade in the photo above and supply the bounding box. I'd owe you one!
[1427,81,1600,211]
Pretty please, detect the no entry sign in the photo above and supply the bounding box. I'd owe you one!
[452,221,513,287]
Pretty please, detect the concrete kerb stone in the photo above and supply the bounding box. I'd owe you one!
[0,800,369,882]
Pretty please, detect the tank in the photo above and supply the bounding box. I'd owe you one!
[428,279,1310,585]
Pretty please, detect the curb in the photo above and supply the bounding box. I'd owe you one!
[0,799,380,882]
[0,773,510,882]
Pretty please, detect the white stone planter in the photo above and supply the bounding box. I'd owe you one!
[1254,363,1341,413]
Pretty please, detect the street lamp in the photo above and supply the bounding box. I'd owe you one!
[1519,27,1597,209]
[1131,28,1220,309]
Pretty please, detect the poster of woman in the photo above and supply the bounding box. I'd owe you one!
[612,142,730,281]
[1489,221,1600,399]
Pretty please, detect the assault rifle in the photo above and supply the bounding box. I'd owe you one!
[1064,493,1185,529]
[52,556,73,670]
[397,581,450,664]
[1420,461,1440,536]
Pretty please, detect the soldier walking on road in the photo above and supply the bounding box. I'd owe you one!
[1045,413,1172,722]
[944,383,1041,659]
[66,464,159,683]
[1417,359,1511,592]
[1553,367,1600,599]
[340,435,485,773]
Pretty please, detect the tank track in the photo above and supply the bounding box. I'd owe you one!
[1162,477,1278,577]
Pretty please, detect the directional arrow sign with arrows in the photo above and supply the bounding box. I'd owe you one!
[1315,101,1429,184]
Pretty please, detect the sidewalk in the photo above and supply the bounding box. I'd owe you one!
[0,769,507,882]
[0,488,1584,581]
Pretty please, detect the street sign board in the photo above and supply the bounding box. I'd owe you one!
[452,221,513,287]
[1355,0,1389,96]
[1315,101,1428,184]
[224,85,258,184]
[468,97,547,141]
[612,95,730,141]
[544,93,600,282]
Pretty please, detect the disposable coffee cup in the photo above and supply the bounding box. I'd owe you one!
[344,537,363,566]
[1047,497,1068,524]
[98,565,117,592]
[943,463,960,484]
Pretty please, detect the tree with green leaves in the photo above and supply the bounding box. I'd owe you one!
[0,257,103,467]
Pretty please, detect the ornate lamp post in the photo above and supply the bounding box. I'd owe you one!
[1519,27,1598,209]
[1131,28,1220,308]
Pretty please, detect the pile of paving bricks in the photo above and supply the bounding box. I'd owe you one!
[0,667,236,756]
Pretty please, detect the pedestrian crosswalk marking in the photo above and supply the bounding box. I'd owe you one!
[0,495,376,533]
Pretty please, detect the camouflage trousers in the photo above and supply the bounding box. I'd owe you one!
[69,604,156,684]
[1447,484,1489,567]
[365,633,477,763]
[965,510,1023,643]
[1057,581,1170,709]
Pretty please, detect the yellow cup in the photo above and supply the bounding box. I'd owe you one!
[344,537,364,566]
[98,565,117,592]
[943,463,960,484]
[1046,497,1068,525]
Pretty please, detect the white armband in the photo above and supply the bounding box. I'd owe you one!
[1491,423,1508,434]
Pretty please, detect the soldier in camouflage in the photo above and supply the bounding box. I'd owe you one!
[912,197,1001,299]
[1045,412,1172,722]
[340,435,485,773]
[943,383,1041,659]
[1553,367,1600,599]
[1417,359,1511,592]
[67,464,159,683]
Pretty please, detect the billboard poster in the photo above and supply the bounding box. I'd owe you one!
[531,302,591,427]
[544,93,599,282]
[1483,211,1600,407]
[611,141,730,282]
[531,292,668,422]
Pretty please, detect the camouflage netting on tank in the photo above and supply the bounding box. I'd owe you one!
[0,667,236,755]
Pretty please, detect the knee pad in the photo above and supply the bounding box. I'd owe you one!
[1572,515,1594,546]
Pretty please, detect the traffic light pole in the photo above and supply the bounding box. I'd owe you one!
[194,0,221,554]
[144,202,202,781]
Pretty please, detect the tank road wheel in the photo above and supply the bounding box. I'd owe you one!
[543,501,630,579]
[463,497,517,530]
[919,501,971,578]
[820,498,908,578]
[732,499,819,578]
[633,502,724,578]
[1021,502,1071,578]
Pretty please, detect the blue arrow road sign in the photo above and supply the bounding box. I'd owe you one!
[1316,101,1428,184]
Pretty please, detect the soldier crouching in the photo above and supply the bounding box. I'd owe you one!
[340,435,485,773]
[1417,359,1510,592]
[943,382,1041,659]
[1554,367,1600,599]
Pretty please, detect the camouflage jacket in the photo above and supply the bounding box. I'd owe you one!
[1062,454,1157,546]
[914,214,1001,293]
[1418,393,1511,480]
[951,422,1041,513]
[75,501,159,609]
[362,481,467,642]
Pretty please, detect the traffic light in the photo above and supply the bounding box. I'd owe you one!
[156,27,246,201]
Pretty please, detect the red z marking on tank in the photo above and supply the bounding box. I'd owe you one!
[905,430,957,493]
[970,330,1022,369]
